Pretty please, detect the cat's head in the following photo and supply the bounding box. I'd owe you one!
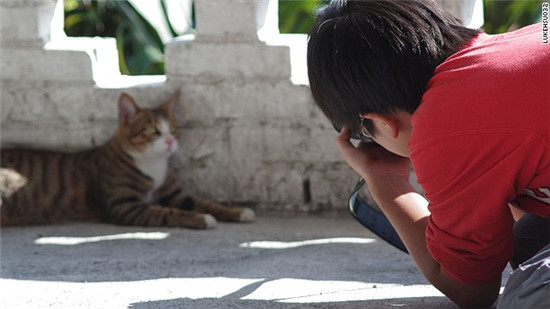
[116,92,180,158]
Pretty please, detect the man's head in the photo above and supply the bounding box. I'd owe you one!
[307,0,479,138]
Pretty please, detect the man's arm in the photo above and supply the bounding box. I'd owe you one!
[336,129,501,308]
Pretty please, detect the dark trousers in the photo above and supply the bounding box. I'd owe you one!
[499,216,550,309]
[510,213,550,269]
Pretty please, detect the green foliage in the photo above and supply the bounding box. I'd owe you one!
[65,0,543,76]
[64,0,179,75]
[278,0,325,34]
[278,0,544,35]
[483,0,543,34]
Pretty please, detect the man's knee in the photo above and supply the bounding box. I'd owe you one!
[511,214,550,269]
[499,243,550,309]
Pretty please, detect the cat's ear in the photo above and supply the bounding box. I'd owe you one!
[118,93,141,125]
[161,91,179,116]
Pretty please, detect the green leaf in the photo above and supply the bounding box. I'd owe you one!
[483,0,543,34]
[64,0,168,75]
[279,0,325,34]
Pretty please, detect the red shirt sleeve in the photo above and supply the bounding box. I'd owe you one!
[410,132,547,284]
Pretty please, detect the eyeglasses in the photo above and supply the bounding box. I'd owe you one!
[356,117,373,143]
[332,117,375,143]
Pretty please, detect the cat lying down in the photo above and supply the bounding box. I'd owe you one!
[0,92,255,229]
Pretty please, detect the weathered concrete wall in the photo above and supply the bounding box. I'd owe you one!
[0,0,481,213]
[0,0,350,213]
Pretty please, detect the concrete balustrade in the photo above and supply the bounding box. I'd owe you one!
[0,0,481,212]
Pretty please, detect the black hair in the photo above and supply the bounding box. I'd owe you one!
[307,0,480,135]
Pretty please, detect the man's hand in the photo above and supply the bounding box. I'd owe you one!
[335,127,410,183]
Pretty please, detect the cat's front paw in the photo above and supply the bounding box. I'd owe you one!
[203,214,218,229]
[239,208,256,222]
[183,213,217,229]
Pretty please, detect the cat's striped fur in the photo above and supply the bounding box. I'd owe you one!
[0,92,255,228]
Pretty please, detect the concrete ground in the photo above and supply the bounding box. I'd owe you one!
[0,213,510,308]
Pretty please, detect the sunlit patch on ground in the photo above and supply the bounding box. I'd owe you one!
[239,237,376,249]
[0,277,444,308]
[34,232,170,245]
[242,278,443,303]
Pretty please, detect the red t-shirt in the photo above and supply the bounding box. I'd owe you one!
[409,23,550,285]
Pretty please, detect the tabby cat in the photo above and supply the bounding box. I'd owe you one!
[0,92,255,228]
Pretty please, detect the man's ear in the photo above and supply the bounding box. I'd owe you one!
[360,113,400,138]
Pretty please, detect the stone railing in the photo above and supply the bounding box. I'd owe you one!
[0,0,482,213]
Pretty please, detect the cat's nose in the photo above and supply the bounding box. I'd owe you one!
[166,139,174,147]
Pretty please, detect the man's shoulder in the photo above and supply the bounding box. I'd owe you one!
[412,25,549,146]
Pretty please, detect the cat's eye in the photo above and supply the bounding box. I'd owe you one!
[145,126,160,136]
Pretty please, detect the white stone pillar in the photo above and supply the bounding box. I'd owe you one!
[0,0,96,84]
[0,0,57,47]
[436,0,484,29]
[165,0,290,82]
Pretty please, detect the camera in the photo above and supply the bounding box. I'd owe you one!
[332,123,376,143]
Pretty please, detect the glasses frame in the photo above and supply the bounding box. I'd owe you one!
[357,117,374,143]
[331,117,375,143]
